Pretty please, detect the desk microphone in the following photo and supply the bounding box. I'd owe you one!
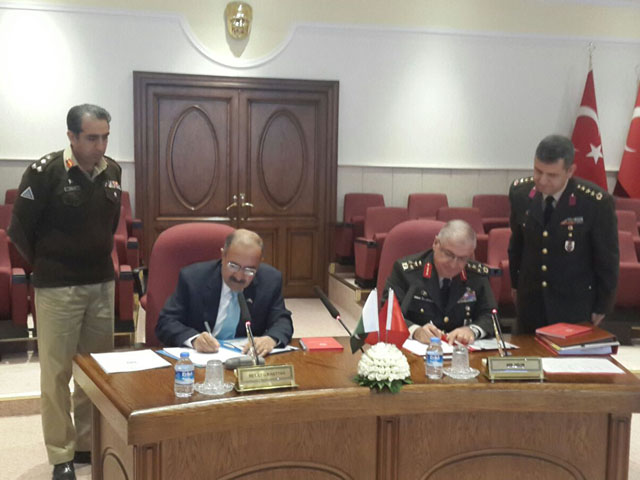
[224,355,265,370]
[491,308,509,357]
[238,291,252,323]
[313,286,362,353]
[238,292,263,366]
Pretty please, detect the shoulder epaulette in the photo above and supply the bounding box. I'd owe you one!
[466,260,490,276]
[30,151,60,173]
[401,258,424,272]
[512,176,534,187]
[575,182,605,201]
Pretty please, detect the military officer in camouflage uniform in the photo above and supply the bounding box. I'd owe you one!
[384,220,497,345]
[9,104,121,480]
[508,134,619,334]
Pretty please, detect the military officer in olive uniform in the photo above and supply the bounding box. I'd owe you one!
[508,134,619,334]
[9,104,121,480]
[384,220,497,345]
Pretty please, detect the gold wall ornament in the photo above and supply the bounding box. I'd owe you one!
[225,2,253,40]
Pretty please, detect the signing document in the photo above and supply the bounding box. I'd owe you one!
[542,357,625,374]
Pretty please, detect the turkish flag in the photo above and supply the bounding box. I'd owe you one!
[614,83,640,198]
[373,288,410,349]
[571,70,608,190]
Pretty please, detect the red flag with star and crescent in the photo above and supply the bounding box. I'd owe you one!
[614,82,640,198]
[571,69,608,190]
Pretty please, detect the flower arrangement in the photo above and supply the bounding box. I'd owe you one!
[355,342,412,393]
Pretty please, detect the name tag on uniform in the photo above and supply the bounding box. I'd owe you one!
[63,185,81,192]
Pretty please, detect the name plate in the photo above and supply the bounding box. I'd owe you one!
[484,356,544,382]
[235,364,297,392]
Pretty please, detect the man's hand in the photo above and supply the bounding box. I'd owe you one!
[413,323,444,344]
[446,326,475,345]
[193,332,220,353]
[242,336,277,356]
[591,313,605,326]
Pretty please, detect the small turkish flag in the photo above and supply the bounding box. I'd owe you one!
[571,70,608,190]
[614,83,640,198]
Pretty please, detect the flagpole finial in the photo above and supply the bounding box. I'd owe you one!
[588,42,595,70]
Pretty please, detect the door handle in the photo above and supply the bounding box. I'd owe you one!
[226,195,238,220]
[238,193,253,220]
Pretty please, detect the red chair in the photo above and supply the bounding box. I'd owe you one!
[616,230,640,308]
[376,220,445,297]
[0,229,28,327]
[121,191,144,261]
[114,206,140,269]
[407,193,448,220]
[142,222,235,346]
[615,210,640,260]
[0,204,31,277]
[353,207,409,287]
[4,189,18,204]
[615,197,640,231]
[472,194,510,232]
[436,207,488,262]
[111,247,135,327]
[486,228,513,309]
[335,193,385,264]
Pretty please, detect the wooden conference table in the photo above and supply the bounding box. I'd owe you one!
[72,336,640,480]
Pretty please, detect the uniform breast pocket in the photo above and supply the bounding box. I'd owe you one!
[105,188,120,204]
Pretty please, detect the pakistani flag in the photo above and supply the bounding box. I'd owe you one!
[350,288,379,353]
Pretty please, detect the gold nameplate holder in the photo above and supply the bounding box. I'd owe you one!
[484,357,544,382]
[235,364,297,392]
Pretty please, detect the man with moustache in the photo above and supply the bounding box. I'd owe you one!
[9,104,121,480]
[155,229,293,356]
[508,134,619,333]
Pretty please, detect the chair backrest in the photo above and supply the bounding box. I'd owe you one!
[121,191,134,220]
[4,189,18,205]
[615,197,640,217]
[376,219,445,296]
[407,193,448,219]
[145,222,236,346]
[618,230,638,263]
[436,207,485,234]
[0,204,11,230]
[0,230,11,318]
[487,228,511,266]
[343,193,385,222]
[472,194,510,218]
[363,207,409,239]
[615,210,639,235]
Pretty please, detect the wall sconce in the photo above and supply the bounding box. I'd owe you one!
[225,2,253,40]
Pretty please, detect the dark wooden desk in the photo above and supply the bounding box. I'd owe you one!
[73,337,640,480]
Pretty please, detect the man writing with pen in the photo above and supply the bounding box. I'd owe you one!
[384,220,497,345]
[155,229,293,356]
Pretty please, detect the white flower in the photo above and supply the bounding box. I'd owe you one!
[357,343,411,382]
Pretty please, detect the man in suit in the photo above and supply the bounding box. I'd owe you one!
[508,134,619,333]
[155,229,293,356]
[385,220,497,345]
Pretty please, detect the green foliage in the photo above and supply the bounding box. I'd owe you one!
[354,375,413,394]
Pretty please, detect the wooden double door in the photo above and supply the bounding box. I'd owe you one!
[134,72,338,296]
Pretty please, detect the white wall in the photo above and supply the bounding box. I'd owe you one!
[0,4,638,218]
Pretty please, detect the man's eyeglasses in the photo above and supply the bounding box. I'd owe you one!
[226,261,257,277]
[439,246,470,264]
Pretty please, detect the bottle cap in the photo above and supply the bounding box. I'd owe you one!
[180,352,190,358]
[430,337,441,344]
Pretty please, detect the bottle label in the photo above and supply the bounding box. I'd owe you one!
[175,370,194,384]
[426,352,443,368]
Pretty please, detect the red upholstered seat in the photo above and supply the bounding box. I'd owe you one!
[615,196,640,231]
[4,189,18,204]
[436,207,488,262]
[142,222,235,346]
[121,191,144,262]
[335,193,385,264]
[407,193,448,220]
[353,206,409,287]
[486,228,513,308]
[376,219,445,298]
[0,229,28,327]
[111,246,135,327]
[472,194,510,232]
[615,210,640,261]
[114,206,140,269]
[616,230,640,308]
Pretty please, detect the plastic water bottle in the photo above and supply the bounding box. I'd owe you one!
[425,337,444,380]
[174,352,194,397]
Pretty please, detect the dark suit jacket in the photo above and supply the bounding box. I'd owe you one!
[508,176,619,332]
[155,260,293,347]
[384,249,496,335]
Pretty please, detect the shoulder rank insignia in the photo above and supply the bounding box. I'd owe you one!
[30,153,56,173]
[401,259,423,272]
[576,183,604,201]
[466,260,490,277]
[513,176,533,187]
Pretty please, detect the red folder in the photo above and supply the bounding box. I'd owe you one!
[535,322,593,339]
[299,337,344,352]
